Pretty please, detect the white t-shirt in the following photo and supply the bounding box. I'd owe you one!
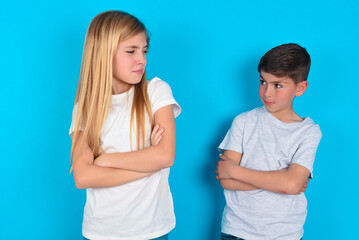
[70,77,181,240]
[219,106,322,240]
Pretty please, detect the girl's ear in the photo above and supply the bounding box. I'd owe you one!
[296,81,309,96]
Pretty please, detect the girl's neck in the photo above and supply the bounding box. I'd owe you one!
[112,82,132,95]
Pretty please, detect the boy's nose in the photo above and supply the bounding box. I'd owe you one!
[264,87,273,97]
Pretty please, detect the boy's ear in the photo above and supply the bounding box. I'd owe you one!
[296,81,308,96]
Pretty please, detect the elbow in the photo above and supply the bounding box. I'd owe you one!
[220,179,234,190]
[221,182,231,190]
[73,168,89,189]
[74,175,87,189]
[282,180,303,195]
[160,150,176,168]
[75,182,86,190]
[162,153,175,168]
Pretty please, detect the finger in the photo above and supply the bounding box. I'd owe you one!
[150,125,158,142]
[154,135,163,145]
[151,124,159,136]
[152,128,163,143]
[219,154,227,161]
[153,127,164,140]
[219,154,230,161]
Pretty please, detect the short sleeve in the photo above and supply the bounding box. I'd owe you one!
[218,114,245,154]
[148,77,181,118]
[69,103,82,138]
[291,125,322,178]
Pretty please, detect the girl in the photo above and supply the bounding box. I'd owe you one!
[70,10,181,240]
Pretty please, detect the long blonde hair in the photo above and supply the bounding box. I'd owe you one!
[70,11,153,171]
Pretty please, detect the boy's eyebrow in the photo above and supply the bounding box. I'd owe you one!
[260,75,287,84]
[272,80,288,84]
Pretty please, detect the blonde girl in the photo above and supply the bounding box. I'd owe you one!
[70,10,181,240]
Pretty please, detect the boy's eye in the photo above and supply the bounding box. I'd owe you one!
[275,84,282,88]
[260,80,266,85]
[144,50,149,54]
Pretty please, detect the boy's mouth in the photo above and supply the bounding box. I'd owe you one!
[264,101,274,106]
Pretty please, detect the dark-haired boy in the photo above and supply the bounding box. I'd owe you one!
[216,43,322,240]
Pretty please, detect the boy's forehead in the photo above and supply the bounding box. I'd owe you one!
[260,71,294,83]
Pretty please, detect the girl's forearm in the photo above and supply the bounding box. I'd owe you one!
[73,163,155,189]
[96,144,175,172]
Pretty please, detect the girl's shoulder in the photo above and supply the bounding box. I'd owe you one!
[147,77,173,95]
[147,77,170,87]
[147,77,181,117]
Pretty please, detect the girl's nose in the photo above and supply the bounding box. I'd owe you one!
[137,52,146,65]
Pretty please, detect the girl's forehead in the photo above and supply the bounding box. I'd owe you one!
[119,32,147,46]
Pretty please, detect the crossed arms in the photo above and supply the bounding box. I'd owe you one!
[72,105,176,189]
[216,150,310,195]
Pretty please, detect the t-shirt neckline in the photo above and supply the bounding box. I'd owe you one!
[261,106,309,128]
[111,86,134,106]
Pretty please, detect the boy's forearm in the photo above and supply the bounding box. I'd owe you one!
[220,179,258,191]
[229,166,306,195]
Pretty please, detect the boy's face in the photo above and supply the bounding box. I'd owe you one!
[259,71,308,121]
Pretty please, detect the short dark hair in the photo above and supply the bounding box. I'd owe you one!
[258,43,311,84]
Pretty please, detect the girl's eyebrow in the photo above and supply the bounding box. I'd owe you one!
[124,45,148,49]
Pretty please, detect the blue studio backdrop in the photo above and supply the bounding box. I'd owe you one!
[1,0,358,239]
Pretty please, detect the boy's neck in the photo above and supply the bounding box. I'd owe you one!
[266,107,303,123]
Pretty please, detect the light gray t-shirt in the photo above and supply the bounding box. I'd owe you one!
[219,106,322,240]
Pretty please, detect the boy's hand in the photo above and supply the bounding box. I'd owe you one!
[301,178,309,193]
[151,124,164,146]
[216,154,237,179]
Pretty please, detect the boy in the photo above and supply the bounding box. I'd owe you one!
[216,43,322,240]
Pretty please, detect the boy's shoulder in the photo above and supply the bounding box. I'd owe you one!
[233,107,321,137]
[233,106,265,124]
[299,116,322,138]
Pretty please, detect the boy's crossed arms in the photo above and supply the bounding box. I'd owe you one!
[216,150,310,195]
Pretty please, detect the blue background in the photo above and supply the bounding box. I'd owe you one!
[1,0,358,239]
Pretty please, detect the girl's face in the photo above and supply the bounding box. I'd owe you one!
[112,32,148,94]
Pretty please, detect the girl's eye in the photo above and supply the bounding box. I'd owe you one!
[144,50,149,54]
[126,51,135,54]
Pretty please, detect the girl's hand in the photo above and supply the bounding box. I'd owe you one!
[216,154,237,179]
[151,124,164,146]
